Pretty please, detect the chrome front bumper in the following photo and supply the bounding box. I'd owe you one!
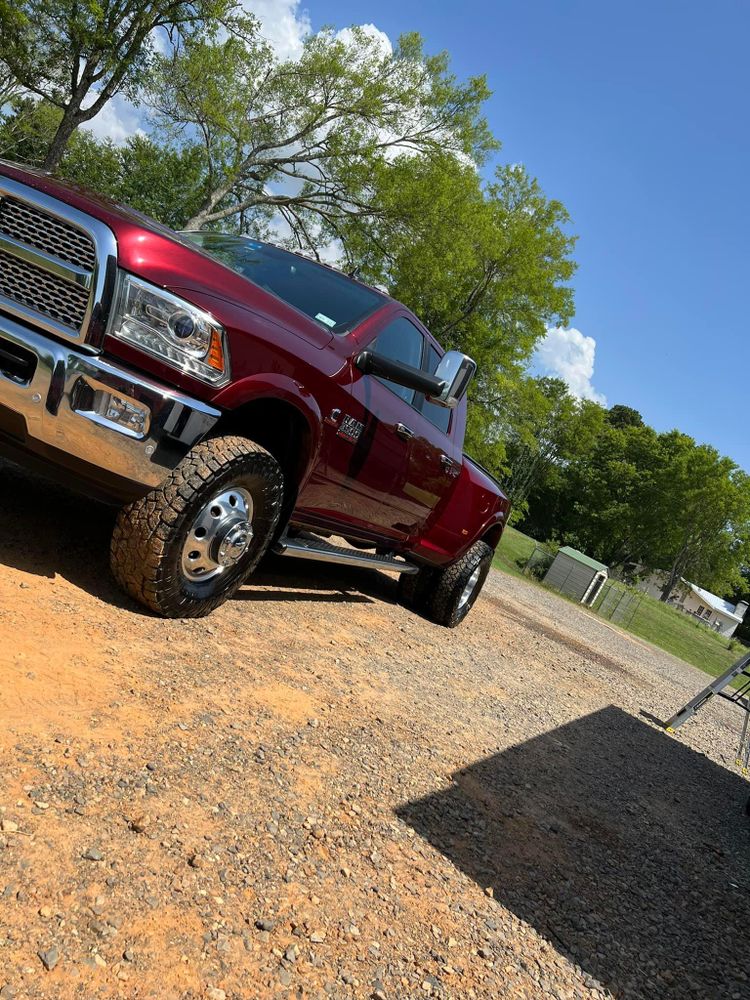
[0,313,220,495]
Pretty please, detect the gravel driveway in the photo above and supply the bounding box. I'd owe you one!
[0,460,748,999]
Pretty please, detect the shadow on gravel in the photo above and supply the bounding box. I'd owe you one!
[0,459,393,612]
[0,457,125,604]
[397,706,750,999]
[245,556,393,606]
[236,588,374,604]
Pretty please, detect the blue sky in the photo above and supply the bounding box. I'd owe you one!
[83,1,748,467]
[306,0,750,469]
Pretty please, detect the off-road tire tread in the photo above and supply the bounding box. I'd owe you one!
[111,436,282,618]
[397,564,438,611]
[425,540,493,628]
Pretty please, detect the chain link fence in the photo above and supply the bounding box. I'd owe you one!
[523,543,555,580]
[592,581,644,628]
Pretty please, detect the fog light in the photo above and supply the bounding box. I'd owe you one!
[71,385,151,439]
[99,392,148,435]
[72,378,152,440]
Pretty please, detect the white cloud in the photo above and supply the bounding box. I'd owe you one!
[244,5,393,63]
[81,93,144,145]
[242,0,311,60]
[335,23,393,57]
[535,326,607,405]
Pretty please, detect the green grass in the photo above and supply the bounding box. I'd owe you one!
[594,579,742,680]
[494,525,745,681]
[492,525,539,577]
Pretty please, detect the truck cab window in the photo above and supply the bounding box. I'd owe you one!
[372,317,424,404]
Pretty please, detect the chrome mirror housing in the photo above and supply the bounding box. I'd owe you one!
[429,351,477,408]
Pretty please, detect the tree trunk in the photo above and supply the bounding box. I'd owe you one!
[41,110,81,171]
[183,168,255,229]
[660,560,683,602]
[183,197,230,230]
[183,184,232,229]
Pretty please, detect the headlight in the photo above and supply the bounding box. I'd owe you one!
[108,273,229,386]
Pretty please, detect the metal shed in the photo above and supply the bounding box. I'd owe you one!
[543,546,608,605]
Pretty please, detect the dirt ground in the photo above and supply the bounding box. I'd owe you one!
[0,458,749,1000]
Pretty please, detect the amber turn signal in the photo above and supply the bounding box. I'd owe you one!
[206,330,226,373]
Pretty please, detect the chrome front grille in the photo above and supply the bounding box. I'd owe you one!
[0,174,117,346]
[0,196,96,270]
[0,247,90,329]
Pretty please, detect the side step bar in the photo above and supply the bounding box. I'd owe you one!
[273,532,420,575]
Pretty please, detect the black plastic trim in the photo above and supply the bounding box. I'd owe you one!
[355,350,445,397]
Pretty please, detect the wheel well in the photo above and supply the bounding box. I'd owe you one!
[482,523,504,550]
[214,399,313,509]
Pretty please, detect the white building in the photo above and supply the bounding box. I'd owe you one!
[639,572,749,638]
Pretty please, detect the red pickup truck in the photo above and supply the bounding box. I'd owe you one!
[0,161,509,626]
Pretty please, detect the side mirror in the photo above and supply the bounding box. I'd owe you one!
[429,351,477,409]
[354,350,446,398]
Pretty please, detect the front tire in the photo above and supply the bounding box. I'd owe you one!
[111,435,283,618]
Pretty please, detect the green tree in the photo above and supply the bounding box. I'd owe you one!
[554,420,666,569]
[0,0,236,170]
[0,99,207,228]
[148,27,496,240]
[649,435,750,600]
[0,59,18,105]
[535,420,750,596]
[116,137,208,229]
[338,154,576,475]
[0,96,61,162]
[348,156,575,356]
[501,377,605,523]
[606,404,644,429]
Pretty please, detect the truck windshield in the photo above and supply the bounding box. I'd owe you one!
[183,232,384,334]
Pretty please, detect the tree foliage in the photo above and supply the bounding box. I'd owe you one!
[501,377,605,521]
[0,58,19,106]
[346,156,575,357]
[514,390,750,601]
[606,404,644,429]
[147,26,496,240]
[0,99,208,229]
[334,154,575,471]
[0,0,236,169]
[647,437,750,600]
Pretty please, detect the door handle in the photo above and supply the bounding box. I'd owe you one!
[441,453,459,476]
[395,423,414,440]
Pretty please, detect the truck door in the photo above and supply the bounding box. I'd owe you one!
[323,317,459,541]
[297,315,459,544]
[401,342,461,532]
[296,315,423,543]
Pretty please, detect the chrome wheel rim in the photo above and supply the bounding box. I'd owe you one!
[458,564,482,611]
[181,486,254,583]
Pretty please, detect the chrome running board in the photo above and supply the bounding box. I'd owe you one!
[273,532,420,575]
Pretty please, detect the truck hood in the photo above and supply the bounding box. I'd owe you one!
[0,159,334,351]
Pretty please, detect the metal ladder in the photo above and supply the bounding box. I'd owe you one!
[664,651,750,773]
